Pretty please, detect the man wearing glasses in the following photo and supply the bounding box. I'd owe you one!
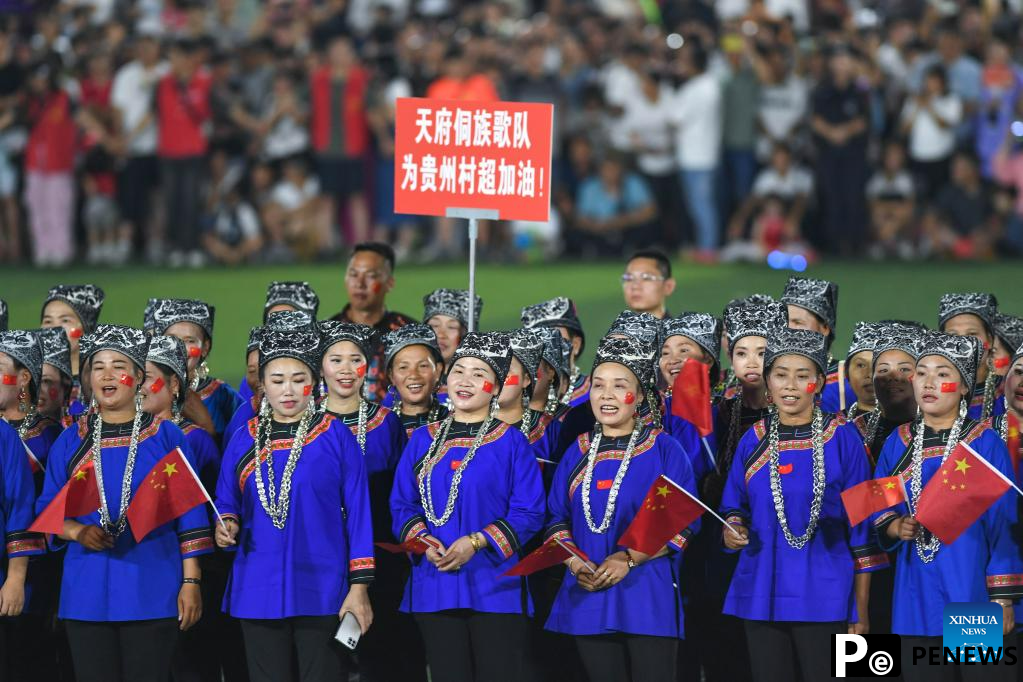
[621,249,676,319]
[331,241,417,399]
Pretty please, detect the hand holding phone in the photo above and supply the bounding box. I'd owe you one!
[335,611,361,650]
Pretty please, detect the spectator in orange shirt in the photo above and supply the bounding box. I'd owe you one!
[425,47,499,102]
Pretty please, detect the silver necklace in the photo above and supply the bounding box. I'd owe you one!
[767,406,826,549]
[864,409,882,451]
[909,401,966,563]
[253,406,314,530]
[91,407,144,538]
[561,367,581,406]
[981,363,996,421]
[581,419,641,534]
[418,415,494,526]
[355,399,368,454]
[520,392,533,438]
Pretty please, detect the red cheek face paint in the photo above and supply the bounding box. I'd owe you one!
[623,392,636,405]
[356,365,367,377]
[119,374,135,388]
[68,328,83,339]
[150,377,165,393]
[505,374,520,386]
[1,375,17,386]
[482,381,494,394]
[804,383,817,393]
[188,347,202,359]
[371,282,383,294]
[303,385,312,396]
[48,387,59,400]
[995,357,1011,369]
[941,382,959,393]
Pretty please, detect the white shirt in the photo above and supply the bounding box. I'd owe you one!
[111,60,168,156]
[901,93,962,161]
[672,72,722,170]
[758,75,808,157]
[272,177,321,211]
[866,171,915,200]
[622,86,677,176]
[752,165,813,199]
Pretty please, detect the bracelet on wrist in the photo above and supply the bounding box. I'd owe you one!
[624,550,637,570]
[469,534,482,552]
[182,577,201,586]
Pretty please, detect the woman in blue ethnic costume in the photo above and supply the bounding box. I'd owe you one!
[318,319,424,682]
[0,330,61,480]
[215,326,373,682]
[720,328,886,682]
[543,334,698,682]
[658,312,722,484]
[422,287,483,405]
[40,284,105,423]
[873,332,1021,682]
[528,327,572,427]
[779,275,854,414]
[37,324,213,682]
[521,296,590,409]
[496,328,562,465]
[390,332,545,682]
[938,293,1006,421]
[149,298,242,443]
[992,313,1023,379]
[382,324,449,437]
[35,327,75,435]
[140,334,245,682]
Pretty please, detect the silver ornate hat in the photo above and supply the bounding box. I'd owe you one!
[0,299,7,332]
[607,310,661,355]
[43,284,105,333]
[780,276,838,338]
[264,281,320,319]
[938,292,998,335]
[847,322,885,360]
[765,328,829,375]
[660,312,723,362]
[520,296,585,352]
[246,326,263,355]
[258,328,321,377]
[383,324,443,370]
[265,310,317,333]
[36,327,72,379]
[535,327,571,385]
[82,324,150,372]
[151,299,216,347]
[423,288,484,330]
[917,331,981,389]
[451,332,513,386]
[147,335,189,407]
[872,322,926,363]
[724,301,786,353]
[592,334,656,388]
[994,312,1023,353]
[0,330,42,393]
[320,320,375,362]
[509,328,544,385]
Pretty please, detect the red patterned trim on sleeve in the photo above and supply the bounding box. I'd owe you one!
[7,537,45,555]
[987,574,1023,588]
[349,557,376,573]
[403,521,427,543]
[668,533,688,552]
[873,511,898,528]
[180,537,214,555]
[854,553,890,572]
[483,523,514,559]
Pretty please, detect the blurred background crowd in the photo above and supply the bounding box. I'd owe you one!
[3,0,1023,268]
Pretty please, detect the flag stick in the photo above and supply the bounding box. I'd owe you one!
[535,457,556,465]
[554,537,595,573]
[661,475,744,539]
[701,437,716,468]
[174,447,226,530]
[838,359,846,412]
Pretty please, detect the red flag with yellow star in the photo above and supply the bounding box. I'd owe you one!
[126,448,210,543]
[672,359,713,436]
[617,475,705,556]
[840,476,907,527]
[29,460,100,534]
[503,538,591,577]
[914,442,1013,545]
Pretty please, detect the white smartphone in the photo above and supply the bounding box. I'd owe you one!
[334,611,361,650]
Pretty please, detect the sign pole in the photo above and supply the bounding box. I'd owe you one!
[446,207,499,333]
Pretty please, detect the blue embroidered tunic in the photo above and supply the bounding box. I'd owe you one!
[720,414,888,623]
[37,414,214,621]
[216,412,375,619]
[0,420,45,582]
[224,395,258,454]
[390,420,545,615]
[195,377,243,442]
[544,426,698,638]
[872,420,1023,636]
[966,376,1005,421]
[662,394,713,484]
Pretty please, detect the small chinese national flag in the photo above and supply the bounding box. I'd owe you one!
[672,359,713,436]
[914,442,1014,545]
[375,535,443,555]
[840,476,906,527]
[126,448,210,543]
[29,461,100,534]
[503,539,590,577]
[617,475,705,556]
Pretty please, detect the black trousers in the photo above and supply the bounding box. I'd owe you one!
[414,610,532,682]
[240,616,348,682]
[357,552,427,682]
[575,633,677,682]
[744,619,845,682]
[901,635,1016,682]
[160,156,205,252]
[64,617,179,682]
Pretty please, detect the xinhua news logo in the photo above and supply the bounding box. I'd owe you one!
[943,603,1003,662]
[832,634,901,677]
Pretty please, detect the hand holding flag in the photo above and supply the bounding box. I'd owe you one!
[125,448,221,543]
[503,538,592,577]
[840,475,907,527]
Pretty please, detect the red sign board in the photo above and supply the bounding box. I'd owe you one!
[393,97,553,222]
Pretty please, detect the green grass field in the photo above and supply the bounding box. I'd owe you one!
[1,260,1019,384]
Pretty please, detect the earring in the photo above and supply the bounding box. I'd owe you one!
[134,392,144,413]
[489,395,499,417]
[259,396,270,417]
[958,398,968,419]
[17,388,28,413]
[90,395,98,411]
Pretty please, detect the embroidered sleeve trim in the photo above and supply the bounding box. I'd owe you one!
[401,517,428,543]
[483,521,515,559]
[988,574,1023,599]
[5,530,45,556]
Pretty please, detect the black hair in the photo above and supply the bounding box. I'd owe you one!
[10,360,37,404]
[628,249,672,279]
[924,64,949,95]
[687,41,709,73]
[352,242,396,272]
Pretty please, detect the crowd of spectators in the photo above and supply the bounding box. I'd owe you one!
[4,0,1023,268]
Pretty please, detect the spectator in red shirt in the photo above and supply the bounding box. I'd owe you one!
[310,35,370,249]
[24,61,76,267]
[156,37,211,268]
